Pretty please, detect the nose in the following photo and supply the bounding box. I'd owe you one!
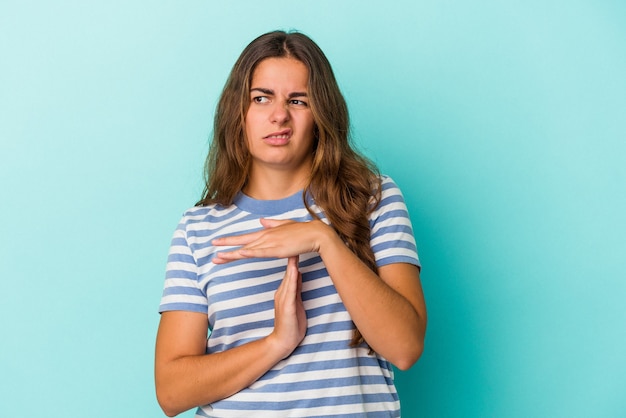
[269,102,290,124]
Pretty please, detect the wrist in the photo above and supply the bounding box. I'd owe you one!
[264,332,296,360]
[314,220,342,257]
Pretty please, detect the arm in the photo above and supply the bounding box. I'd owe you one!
[155,256,306,416]
[317,225,426,369]
[213,219,427,370]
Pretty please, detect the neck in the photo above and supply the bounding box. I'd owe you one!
[244,164,311,200]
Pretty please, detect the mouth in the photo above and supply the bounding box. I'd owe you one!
[263,129,292,139]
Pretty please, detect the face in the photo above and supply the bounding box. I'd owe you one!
[245,57,315,177]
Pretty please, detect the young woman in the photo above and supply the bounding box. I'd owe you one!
[155,30,427,417]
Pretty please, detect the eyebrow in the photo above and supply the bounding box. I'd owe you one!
[250,87,308,98]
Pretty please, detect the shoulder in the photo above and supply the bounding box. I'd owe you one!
[175,204,243,240]
[179,202,237,223]
[378,174,401,189]
[377,175,407,202]
[368,175,412,223]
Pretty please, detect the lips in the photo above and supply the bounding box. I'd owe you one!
[263,129,292,139]
[263,129,292,145]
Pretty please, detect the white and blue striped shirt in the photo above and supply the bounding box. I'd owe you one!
[160,176,420,417]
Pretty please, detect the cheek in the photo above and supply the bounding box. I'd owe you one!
[307,118,316,139]
[243,114,257,149]
[300,113,315,134]
[245,112,262,137]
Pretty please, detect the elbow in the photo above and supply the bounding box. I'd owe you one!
[157,400,180,417]
[394,353,420,371]
[161,409,178,418]
[392,340,424,371]
[394,315,427,370]
[156,386,183,417]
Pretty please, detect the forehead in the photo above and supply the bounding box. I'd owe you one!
[251,57,309,89]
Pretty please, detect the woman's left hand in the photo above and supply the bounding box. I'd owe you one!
[212,218,331,263]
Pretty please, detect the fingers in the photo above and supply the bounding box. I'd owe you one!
[272,255,306,355]
[211,224,271,264]
[287,256,303,301]
[212,219,318,264]
[211,230,264,247]
[211,245,281,264]
[212,250,244,264]
[260,218,294,229]
[211,219,290,247]
[211,219,288,264]
[287,255,299,270]
[279,256,299,300]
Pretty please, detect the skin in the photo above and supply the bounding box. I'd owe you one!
[155,57,427,417]
[243,57,315,199]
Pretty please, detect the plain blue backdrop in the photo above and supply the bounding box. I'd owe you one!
[1,1,625,417]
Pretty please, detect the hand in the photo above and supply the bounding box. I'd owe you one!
[212,219,331,263]
[268,256,307,358]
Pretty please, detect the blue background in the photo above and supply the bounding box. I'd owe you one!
[1,1,625,417]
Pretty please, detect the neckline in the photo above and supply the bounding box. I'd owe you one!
[233,189,313,216]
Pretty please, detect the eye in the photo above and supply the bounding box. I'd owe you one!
[252,96,269,104]
[289,99,308,107]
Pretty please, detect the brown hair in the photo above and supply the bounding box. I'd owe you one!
[198,30,382,346]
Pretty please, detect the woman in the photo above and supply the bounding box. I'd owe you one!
[155,30,427,417]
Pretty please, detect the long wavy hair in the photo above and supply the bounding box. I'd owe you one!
[197,30,382,347]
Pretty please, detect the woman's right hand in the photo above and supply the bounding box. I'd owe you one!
[268,256,307,358]
[156,256,308,416]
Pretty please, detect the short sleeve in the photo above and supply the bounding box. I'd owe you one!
[159,218,208,314]
[369,176,420,269]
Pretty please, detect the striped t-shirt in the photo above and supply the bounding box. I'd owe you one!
[160,176,420,417]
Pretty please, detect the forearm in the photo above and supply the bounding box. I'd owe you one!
[156,334,287,416]
[317,225,426,369]
[210,219,426,368]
